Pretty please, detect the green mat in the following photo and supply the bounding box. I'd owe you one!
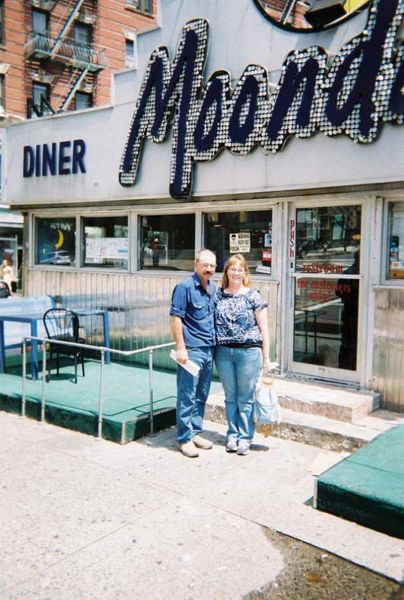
[0,362,163,443]
[316,425,404,539]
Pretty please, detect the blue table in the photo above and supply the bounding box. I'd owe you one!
[0,308,110,380]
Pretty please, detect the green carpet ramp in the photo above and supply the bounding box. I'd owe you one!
[0,361,223,443]
[0,361,178,443]
[316,425,404,539]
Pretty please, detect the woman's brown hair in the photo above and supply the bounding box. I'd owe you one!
[221,254,251,289]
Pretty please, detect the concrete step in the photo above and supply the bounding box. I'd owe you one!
[272,378,380,423]
[206,386,403,453]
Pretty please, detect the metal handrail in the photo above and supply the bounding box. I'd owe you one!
[21,336,175,440]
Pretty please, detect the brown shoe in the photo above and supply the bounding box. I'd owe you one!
[180,441,199,458]
[192,435,213,450]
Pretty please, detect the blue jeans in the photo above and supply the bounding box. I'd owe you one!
[176,346,214,444]
[215,346,262,443]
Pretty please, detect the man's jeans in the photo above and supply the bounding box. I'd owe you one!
[176,346,214,444]
[215,346,262,442]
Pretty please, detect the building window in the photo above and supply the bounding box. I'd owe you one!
[125,38,134,59]
[125,38,137,67]
[387,201,404,280]
[32,9,49,34]
[0,74,4,110]
[74,92,92,110]
[125,0,153,16]
[35,218,76,266]
[74,22,92,44]
[32,81,52,116]
[140,214,195,270]
[204,211,273,274]
[82,216,128,268]
[0,0,4,45]
[295,206,361,274]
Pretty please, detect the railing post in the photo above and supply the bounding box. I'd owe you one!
[21,340,26,418]
[148,349,155,435]
[97,350,105,440]
[40,342,47,422]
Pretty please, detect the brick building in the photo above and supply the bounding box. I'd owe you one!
[0,0,158,290]
[0,0,158,119]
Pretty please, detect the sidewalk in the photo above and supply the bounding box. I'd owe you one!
[1,411,403,599]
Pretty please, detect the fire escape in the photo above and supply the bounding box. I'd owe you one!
[24,0,107,118]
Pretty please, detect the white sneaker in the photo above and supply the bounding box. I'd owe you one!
[226,438,238,453]
[237,441,250,456]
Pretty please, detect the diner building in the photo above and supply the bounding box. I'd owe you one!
[4,0,404,411]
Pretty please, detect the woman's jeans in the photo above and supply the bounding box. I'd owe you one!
[176,346,214,444]
[215,346,262,443]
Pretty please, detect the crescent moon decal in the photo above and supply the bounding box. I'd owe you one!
[55,229,64,249]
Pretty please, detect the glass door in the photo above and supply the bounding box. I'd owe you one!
[288,205,362,381]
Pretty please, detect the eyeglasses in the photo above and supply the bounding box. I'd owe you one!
[201,263,216,269]
[228,268,245,274]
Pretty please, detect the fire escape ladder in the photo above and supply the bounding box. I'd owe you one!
[280,0,299,24]
[58,66,90,112]
[50,0,86,58]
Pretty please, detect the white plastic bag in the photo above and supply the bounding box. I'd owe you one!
[254,377,281,425]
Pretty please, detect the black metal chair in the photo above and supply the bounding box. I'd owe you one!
[43,308,85,383]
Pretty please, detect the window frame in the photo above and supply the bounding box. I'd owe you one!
[33,215,77,269]
[124,0,153,17]
[31,81,52,117]
[383,198,404,285]
[74,22,93,45]
[202,207,275,277]
[125,37,137,68]
[31,204,279,278]
[74,91,93,111]
[32,212,131,272]
[80,214,130,271]
[32,8,49,34]
[32,81,50,105]
[138,212,196,272]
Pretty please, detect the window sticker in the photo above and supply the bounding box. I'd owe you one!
[229,232,251,253]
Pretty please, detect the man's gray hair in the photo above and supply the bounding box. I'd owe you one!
[195,249,216,263]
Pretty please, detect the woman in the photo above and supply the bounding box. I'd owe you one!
[1,260,13,295]
[215,254,270,455]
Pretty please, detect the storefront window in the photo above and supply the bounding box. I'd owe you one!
[293,277,359,371]
[204,211,273,273]
[387,201,404,280]
[82,216,128,268]
[140,214,195,270]
[35,217,76,266]
[295,206,361,274]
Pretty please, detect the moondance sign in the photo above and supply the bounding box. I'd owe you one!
[119,0,404,199]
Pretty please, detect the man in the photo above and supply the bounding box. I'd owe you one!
[170,249,217,457]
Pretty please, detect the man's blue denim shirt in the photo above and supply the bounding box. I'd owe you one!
[170,273,216,348]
